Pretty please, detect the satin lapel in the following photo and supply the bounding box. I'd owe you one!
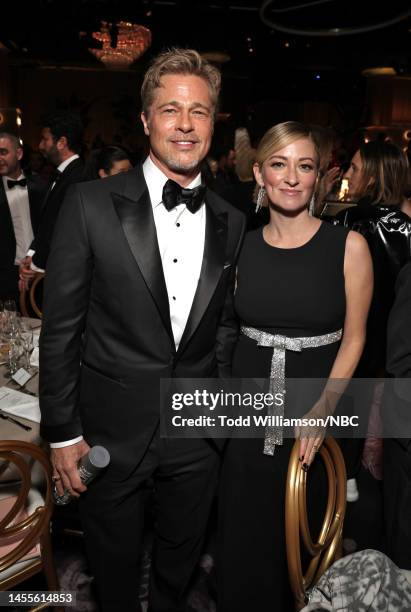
[0,182,11,222]
[177,193,228,356]
[0,182,14,238]
[111,169,174,344]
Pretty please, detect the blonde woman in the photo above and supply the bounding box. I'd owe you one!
[218,121,373,610]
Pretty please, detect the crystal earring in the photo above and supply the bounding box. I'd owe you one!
[308,193,316,216]
[255,186,266,213]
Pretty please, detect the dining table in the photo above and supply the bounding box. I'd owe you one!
[0,317,43,483]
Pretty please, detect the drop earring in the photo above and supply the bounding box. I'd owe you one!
[255,186,266,213]
[308,193,315,216]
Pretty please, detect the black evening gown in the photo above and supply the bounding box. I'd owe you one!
[218,222,349,611]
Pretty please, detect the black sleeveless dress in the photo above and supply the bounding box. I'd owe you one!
[218,222,349,611]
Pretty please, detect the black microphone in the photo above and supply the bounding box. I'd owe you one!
[52,445,110,505]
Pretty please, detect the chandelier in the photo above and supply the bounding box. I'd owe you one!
[89,21,151,69]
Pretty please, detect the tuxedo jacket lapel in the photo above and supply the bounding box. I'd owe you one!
[112,167,174,345]
[177,190,228,356]
[0,182,16,264]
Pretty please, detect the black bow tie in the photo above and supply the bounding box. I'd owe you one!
[162,179,205,214]
[7,178,27,189]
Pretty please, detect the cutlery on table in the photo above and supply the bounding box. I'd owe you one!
[0,411,32,431]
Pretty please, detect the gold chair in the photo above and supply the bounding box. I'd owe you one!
[285,437,347,611]
[0,441,62,611]
[19,272,45,319]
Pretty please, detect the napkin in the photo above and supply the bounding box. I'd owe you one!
[30,346,39,368]
[0,387,41,423]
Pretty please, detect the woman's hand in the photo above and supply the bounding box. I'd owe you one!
[295,397,328,469]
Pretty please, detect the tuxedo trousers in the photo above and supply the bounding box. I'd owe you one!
[79,433,219,612]
[0,265,19,304]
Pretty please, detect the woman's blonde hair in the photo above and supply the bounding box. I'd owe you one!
[141,48,221,116]
[254,121,320,207]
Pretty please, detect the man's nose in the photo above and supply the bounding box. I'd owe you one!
[175,110,194,132]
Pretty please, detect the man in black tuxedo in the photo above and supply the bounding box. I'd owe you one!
[19,110,84,281]
[0,132,46,303]
[383,260,411,569]
[40,49,245,611]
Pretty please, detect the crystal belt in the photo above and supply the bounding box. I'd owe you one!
[240,326,343,456]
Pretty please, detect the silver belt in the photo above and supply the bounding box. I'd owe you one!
[240,326,343,456]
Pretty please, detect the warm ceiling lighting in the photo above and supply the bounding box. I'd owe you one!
[89,21,151,69]
[362,66,397,76]
[201,51,231,64]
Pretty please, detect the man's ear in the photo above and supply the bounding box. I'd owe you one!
[57,136,68,151]
[141,112,150,136]
[16,147,23,162]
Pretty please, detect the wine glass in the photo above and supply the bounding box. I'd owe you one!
[3,299,17,330]
[20,319,34,371]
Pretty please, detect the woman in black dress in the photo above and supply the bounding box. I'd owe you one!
[218,121,373,611]
[336,142,411,492]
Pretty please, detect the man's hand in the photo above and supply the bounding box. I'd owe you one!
[19,256,36,289]
[51,439,91,498]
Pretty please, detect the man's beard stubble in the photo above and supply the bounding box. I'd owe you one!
[163,154,203,175]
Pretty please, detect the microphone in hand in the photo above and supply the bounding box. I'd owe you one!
[52,445,110,506]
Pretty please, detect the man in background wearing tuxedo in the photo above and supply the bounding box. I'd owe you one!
[383,260,411,570]
[19,110,84,282]
[39,49,245,611]
[0,132,46,303]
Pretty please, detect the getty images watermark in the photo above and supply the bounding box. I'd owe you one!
[169,388,359,429]
[158,378,397,439]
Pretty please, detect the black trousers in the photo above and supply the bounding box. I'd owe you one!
[79,435,219,612]
[383,438,411,569]
[0,265,19,306]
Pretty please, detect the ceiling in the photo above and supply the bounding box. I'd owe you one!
[1,1,410,136]
[1,0,410,72]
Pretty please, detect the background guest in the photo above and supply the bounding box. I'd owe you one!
[335,140,411,500]
[384,260,411,570]
[0,132,46,303]
[83,145,132,181]
[19,110,85,284]
[337,141,411,377]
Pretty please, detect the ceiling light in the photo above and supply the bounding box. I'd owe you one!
[89,21,151,69]
[361,66,397,76]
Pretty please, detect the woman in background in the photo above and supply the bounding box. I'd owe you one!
[83,145,132,180]
[336,140,411,498]
[337,141,410,376]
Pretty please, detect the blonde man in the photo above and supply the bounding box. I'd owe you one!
[40,48,245,611]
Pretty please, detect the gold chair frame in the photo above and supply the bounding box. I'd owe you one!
[19,272,45,319]
[0,441,62,611]
[285,437,347,611]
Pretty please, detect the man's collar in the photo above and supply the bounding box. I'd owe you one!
[142,156,201,209]
[57,154,80,173]
[3,172,25,182]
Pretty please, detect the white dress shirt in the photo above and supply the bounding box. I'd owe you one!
[3,174,34,264]
[143,156,206,349]
[51,156,206,448]
[28,154,80,272]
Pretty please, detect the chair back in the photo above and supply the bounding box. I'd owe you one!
[19,273,45,319]
[285,437,347,611]
[0,441,57,594]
